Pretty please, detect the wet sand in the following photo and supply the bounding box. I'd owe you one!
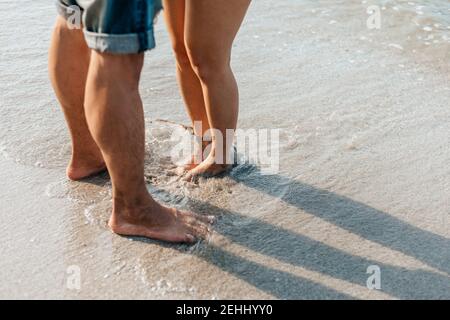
[0,0,449,299]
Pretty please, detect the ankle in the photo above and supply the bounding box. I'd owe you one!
[70,147,104,167]
[110,197,158,229]
[112,188,155,215]
[205,145,233,166]
[69,157,104,168]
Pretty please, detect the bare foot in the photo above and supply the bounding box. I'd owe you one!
[173,141,211,176]
[66,154,106,181]
[183,154,231,182]
[109,200,215,243]
[180,155,201,171]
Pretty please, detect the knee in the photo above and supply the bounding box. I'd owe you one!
[171,43,192,71]
[91,52,144,88]
[186,44,231,83]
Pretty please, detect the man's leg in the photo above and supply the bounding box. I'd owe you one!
[49,16,106,180]
[84,51,213,243]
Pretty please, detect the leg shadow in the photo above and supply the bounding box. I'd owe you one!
[131,233,352,299]
[146,187,450,299]
[229,165,450,276]
[188,198,450,299]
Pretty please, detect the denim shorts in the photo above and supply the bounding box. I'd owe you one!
[56,0,163,54]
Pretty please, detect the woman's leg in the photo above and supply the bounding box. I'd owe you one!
[162,0,210,170]
[184,0,251,180]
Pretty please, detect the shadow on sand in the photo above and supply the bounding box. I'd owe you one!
[229,165,450,277]
[86,165,450,299]
[163,165,448,299]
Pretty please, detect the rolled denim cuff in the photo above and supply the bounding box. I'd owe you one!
[55,0,161,54]
[83,30,156,54]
